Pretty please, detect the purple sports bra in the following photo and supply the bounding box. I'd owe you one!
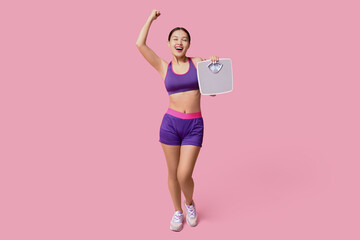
[165,57,199,95]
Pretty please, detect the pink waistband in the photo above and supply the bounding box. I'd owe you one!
[166,108,202,119]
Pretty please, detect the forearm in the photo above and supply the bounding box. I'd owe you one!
[136,17,154,47]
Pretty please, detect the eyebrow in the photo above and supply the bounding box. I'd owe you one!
[172,36,188,39]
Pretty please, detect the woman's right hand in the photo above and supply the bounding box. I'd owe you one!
[149,9,161,21]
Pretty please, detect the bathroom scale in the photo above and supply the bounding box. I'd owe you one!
[197,58,233,95]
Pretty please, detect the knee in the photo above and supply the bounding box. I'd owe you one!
[168,172,178,182]
[177,171,191,186]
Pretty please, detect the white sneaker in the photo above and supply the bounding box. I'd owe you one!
[170,210,184,231]
[184,200,198,227]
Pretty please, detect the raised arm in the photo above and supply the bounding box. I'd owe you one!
[136,10,167,78]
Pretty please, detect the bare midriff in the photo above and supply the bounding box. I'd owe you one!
[168,89,201,113]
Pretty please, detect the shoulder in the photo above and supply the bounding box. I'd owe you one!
[190,56,204,63]
[158,59,170,81]
[190,57,204,68]
[161,59,170,70]
[162,59,169,66]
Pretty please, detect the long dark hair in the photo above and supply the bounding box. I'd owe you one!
[168,27,191,43]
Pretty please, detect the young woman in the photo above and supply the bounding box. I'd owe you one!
[136,9,218,232]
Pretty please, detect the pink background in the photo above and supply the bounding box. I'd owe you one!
[1,0,359,239]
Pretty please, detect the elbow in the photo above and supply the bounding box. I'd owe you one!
[136,42,144,49]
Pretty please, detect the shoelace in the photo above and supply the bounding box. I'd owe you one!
[172,212,183,222]
[186,205,196,218]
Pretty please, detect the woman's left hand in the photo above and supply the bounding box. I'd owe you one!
[209,56,219,63]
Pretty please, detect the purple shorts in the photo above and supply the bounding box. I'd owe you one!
[159,108,204,147]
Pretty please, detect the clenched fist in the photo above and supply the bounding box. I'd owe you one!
[149,9,161,21]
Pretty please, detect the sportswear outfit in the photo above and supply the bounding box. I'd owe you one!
[159,57,201,231]
[159,57,204,147]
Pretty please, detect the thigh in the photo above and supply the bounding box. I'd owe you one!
[161,143,181,178]
[159,114,182,146]
[178,145,201,179]
[181,117,204,147]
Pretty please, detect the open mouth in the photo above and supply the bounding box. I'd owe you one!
[175,46,183,52]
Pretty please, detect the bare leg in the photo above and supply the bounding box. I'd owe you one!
[177,145,201,205]
[161,143,182,212]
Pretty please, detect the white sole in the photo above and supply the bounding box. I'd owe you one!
[170,224,183,232]
[186,216,198,227]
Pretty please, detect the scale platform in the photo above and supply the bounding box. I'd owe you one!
[197,58,233,95]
